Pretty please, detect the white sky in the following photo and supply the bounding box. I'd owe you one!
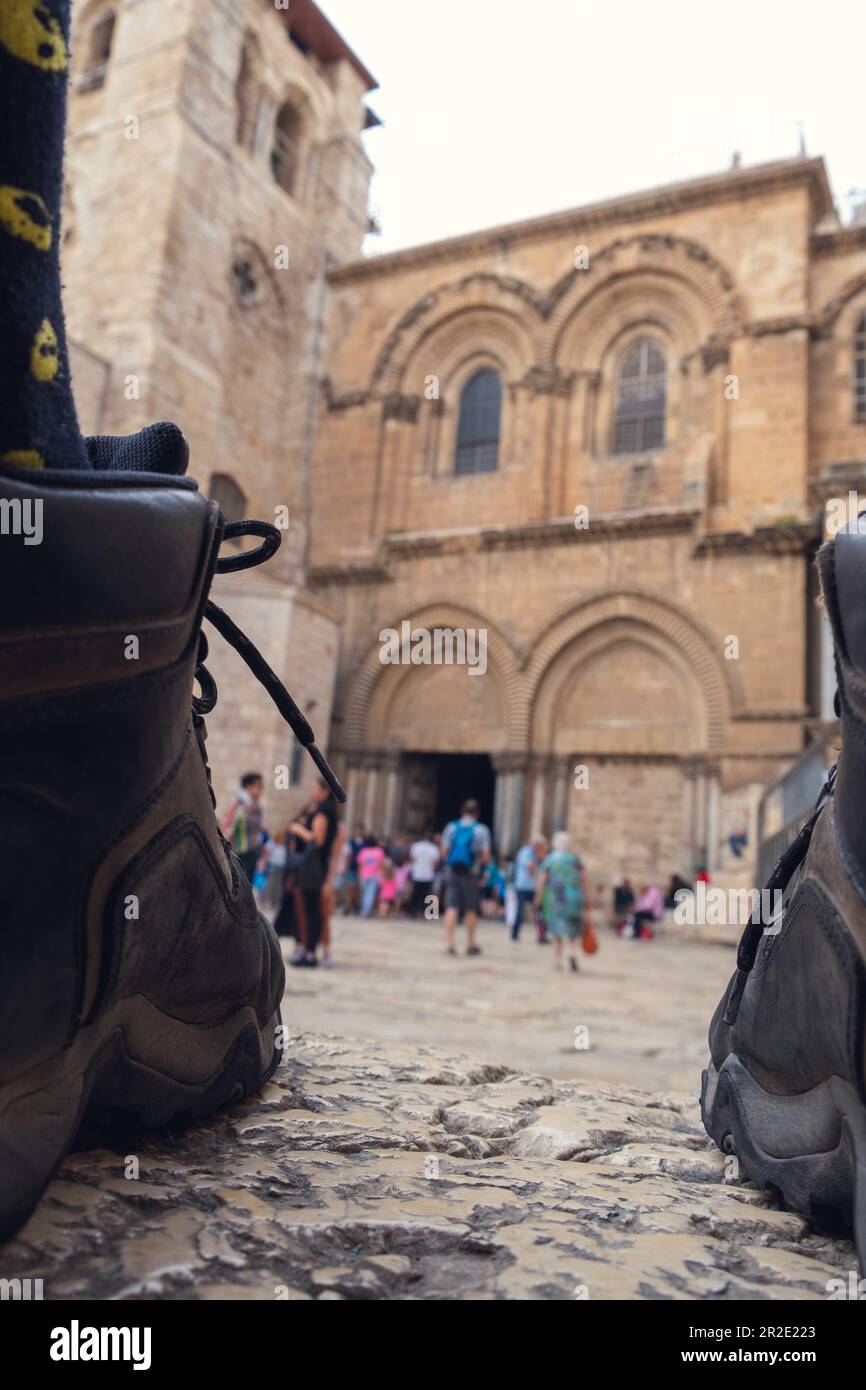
[321,0,866,255]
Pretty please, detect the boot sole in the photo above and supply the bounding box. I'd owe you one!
[702,1053,866,1269]
[0,995,282,1243]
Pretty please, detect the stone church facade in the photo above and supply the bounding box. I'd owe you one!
[62,0,866,892]
[311,160,866,891]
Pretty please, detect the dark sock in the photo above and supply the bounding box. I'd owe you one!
[0,0,88,470]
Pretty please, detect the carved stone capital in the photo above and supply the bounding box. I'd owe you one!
[492,752,530,776]
[517,364,575,398]
[382,392,420,423]
[321,377,369,412]
[700,344,730,372]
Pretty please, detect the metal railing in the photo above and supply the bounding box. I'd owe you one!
[756,731,837,885]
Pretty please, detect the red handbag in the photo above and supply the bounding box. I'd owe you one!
[582,920,599,955]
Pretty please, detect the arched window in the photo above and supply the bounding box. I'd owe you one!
[454,370,502,475]
[208,473,247,525]
[614,337,667,454]
[271,101,304,198]
[235,34,263,150]
[80,10,116,92]
[854,311,866,423]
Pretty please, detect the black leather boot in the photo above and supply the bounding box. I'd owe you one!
[702,523,866,1267]
[0,440,343,1240]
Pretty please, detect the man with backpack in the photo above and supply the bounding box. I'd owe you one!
[441,798,492,956]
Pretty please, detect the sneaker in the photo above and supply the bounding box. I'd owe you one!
[321,952,333,969]
[0,433,344,1240]
[702,525,866,1267]
[466,945,482,957]
[569,957,579,973]
[446,946,458,956]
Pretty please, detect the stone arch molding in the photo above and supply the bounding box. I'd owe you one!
[816,272,866,337]
[544,234,743,359]
[524,590,743,753]
[343,602,523,750]
[368,236,743,395]
[371,275,548,394]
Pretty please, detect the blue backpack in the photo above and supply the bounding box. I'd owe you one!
[447,820,476,869]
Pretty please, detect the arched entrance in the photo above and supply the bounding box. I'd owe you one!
[340,605,516,842]
[526,593,734,896]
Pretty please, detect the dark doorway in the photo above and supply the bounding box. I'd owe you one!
[400,752,496,840]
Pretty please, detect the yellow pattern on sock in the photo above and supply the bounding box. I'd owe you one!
[1,450,45,469]
[30,317,59,381]
[0,0,67,72]
[0,185,51,250]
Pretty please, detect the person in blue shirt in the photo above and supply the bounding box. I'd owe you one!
[510,834,547,941]
[441,799,491,956]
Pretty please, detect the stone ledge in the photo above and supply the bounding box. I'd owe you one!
[3,1034,852,1301]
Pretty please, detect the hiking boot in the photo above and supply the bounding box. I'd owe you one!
[701,524,866,1267]
[0,432,344,1240]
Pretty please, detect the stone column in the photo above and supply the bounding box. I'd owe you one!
[362,752,383,830]
[509,764,526,856]
[551,756,572,834]
[681,757,699,872]
[381,752,402,836]
[693,758,708,870]
[344,759,362,825]
[527,755,549,837]
[492,755,512,855]
[492,754,528,857]
[705,762,722,875]
[492,766,507,855]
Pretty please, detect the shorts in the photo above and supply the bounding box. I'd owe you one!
[444,869,480,919]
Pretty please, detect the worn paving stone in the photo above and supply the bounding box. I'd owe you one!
[0,1032,854,1301]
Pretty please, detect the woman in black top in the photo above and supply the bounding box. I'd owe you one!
[288,777,339,966]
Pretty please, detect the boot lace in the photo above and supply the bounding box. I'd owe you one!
[191,518,345,811]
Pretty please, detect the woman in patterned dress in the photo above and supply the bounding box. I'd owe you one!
[534,831,591,973]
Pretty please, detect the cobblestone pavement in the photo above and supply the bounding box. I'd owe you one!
[1,920,855,1300]
[286,913,737,1091]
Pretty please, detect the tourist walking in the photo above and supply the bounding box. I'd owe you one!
[441,799,491,956]
[261,831,288,913]
[342,823,367,914]
[510,833,547,940]
[534,831,590,973]
[378,855,398,916]
[286,777,340,967]
[407,831,440,916]
[221,771,266,883]
[357,835,386,917]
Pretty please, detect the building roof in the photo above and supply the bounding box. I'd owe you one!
[276,0,378,92]
[330,156,835,283]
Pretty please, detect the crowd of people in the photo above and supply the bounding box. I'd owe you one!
[222,771,704,969]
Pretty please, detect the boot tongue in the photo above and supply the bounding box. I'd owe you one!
[83,422,190,476]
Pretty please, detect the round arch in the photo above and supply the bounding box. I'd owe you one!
[370,274,547,394]
[816,272,866,338]
[523,589,743,752]
[342,602,523,750]
[543,234,744,364]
